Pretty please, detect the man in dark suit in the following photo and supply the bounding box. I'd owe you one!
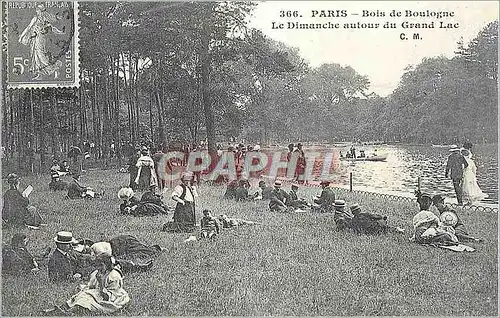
[48,231,80,282]
[445,148,468,205]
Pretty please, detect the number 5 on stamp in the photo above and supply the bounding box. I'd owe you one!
[5,1,80,88]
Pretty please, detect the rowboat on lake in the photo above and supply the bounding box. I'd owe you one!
[341,154,388,162]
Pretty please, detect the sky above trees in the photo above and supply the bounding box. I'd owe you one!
[250,1,499,96]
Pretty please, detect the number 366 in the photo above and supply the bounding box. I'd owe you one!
[12,57,29,75]
[280,10,299,17]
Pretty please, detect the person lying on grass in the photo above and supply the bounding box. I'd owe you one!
[287,184,311,210]
[218,214,260,228]
[43,253,130,316]
[333,200,353,230]
[67,172,104,199]
[2,173,45,229]
[2,233,39,275]
[411,193,458,245]
[348,204,405,235]
[200,209,221,239]
[432,195,483,243]
[312,181,336,213]
[269,181,292,212]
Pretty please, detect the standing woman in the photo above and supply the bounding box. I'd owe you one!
[134,147,157,191]
[2,173,43,228]
[461,149,488,204]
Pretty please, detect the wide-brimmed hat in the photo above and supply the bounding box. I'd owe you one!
[334,200,345,208]
[118,187,134,200]
[320,180,331,186]
[449,148,461,152]
[274,180,282,187]
[54,231,78,244]
[291,183,299,189]
[90,242,113,257]
[253,145,261,151]
[440,211,458,227]
[181,172,193,180]
[350,204,361,213]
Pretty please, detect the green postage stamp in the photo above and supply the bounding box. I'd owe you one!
[5,1,80,88]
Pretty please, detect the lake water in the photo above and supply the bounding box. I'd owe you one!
[307,144,498,205]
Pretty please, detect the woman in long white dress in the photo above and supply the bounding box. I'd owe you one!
[461,149,488,204]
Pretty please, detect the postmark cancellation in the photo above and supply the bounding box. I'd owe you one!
[5,1,80,88]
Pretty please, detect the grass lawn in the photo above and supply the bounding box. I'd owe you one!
[1,169,498,316]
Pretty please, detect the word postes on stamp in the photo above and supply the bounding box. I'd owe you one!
[6,1,79,88]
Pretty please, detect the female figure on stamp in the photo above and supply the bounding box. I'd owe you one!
[18,4,65,79]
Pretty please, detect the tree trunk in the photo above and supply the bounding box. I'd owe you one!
[200,23,215,154]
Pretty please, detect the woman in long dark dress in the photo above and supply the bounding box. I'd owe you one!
[2,173,43,228]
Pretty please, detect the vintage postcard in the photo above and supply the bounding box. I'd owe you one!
[5,1,79,88]
[1,1,498,317]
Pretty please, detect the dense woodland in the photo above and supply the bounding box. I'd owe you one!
[1,2,498,173]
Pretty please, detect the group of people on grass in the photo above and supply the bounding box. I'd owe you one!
[2,141,486,315]
[2,229,162,315]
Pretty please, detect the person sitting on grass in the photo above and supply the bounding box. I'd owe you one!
[287,184,311,210]
[235,179,251,202]
[200,209,221,239]
[223,180,238,200]
[333,200,353,230]
[2,173,44,229]
[269,181,291,212]
[118,187,140,215]
[49,170,68,191]
[163,173,198,233]
[48,231,86,282]
[67,172,104,199]
[2,233,39,275]
[133,185,171,216]
[432,194,482,243]
[43,253,130,316]
[250,181,273,200]
[411,193,458,245]
[218,214,259,228]
[349,204,405,235]
[312,181,336,213]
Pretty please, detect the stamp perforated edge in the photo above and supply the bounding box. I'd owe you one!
[6,1,81,89]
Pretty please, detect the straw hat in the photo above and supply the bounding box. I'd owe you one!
[90,242,113,257]
[274,180,282,187]
[117,187,134,200]
[350,204,361,213]
[334,200,345,208]
[54,231,78,244]
[440,211,458,227]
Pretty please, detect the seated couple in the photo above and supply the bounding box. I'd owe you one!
[118,186,171,216]
[269,181,310,212]
[412,192,482,245]
[225,180,273,201]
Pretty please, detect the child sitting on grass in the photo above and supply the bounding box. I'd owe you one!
[200,210,220,239]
